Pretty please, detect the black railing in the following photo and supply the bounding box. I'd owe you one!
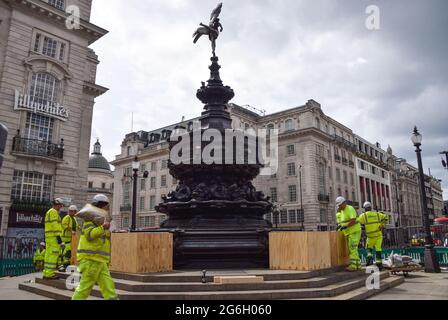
[332,135,357,151]
[334,154,341,162]
[120,204,132,212]
[318,194,330,202]
[12,136,64,160]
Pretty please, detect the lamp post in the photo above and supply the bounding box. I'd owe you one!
[411,126,440,273]
[298,164,304,230]
[131,156,140,232]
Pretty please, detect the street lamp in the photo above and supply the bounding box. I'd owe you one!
[411,126,440,273]
[131,156,140,232]
[298,164,304,230]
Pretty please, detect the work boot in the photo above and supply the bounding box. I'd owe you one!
[376,263,383,271]
[366,256,374,266]
[345,265,359,272]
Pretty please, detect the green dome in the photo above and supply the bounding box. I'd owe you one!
[89,139,110,171]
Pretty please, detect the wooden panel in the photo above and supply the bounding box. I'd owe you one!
[336,231,349,266]
[269,232,334,271]
[214,276,264,284]
[70,234,80,266]
[110,232,173,273]
[307,232,332,270]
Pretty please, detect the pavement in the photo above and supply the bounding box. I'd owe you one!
[368,269,448,300]
[0,272,50,300]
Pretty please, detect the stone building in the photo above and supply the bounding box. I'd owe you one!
[0,0,107,237]
[111,100,369,231]
[87,139,113,207]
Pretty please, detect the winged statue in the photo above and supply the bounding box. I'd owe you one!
[192,2,224,56]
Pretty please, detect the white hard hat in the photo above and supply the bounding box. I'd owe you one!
[92,194,109,206]
[69,205,78,211]
[40,242,45,246]
[53,198,64,205]
[363,201,372,209]
[335,196,346,207]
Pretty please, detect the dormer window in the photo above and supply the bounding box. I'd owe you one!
[47,0,65,10]
[285,119,293,131]
[32,30,68,62]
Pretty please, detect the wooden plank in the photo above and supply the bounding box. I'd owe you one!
[335,231,349,266]
[269,232,335,271]
[214,276,264,284]
[70,234,79,266]
[110,232,173,273]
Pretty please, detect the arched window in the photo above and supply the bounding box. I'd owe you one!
[318,163,326,195]
[285,119,293,131]
[29,72,60,106]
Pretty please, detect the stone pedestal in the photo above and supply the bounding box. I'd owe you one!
[269,231,349,271]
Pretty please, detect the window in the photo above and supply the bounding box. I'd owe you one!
[140,163,146,172]
[267,123,274,133]
[124,167,132,177]
[287,163,296,176]
[288,185,297,202]
[149,196,156,210]
[320,209,327,223]
[127,146,131,156]
[161,175,167,187]
[343,171,348,184]
[88,181,93,189]
[11,170,53,202]
[139,197,145,211]
[286,145,295,156]
[297,209,304,223]
[101,183,106,189]
[140,179,146,191]
[48,0,65,10]
[318,163,326,195]
[149,216,156,227]
[151,162,157,171]
[288,210,297,224]
[150,177,156,188]
[336,169,341,182]
[29,72,60,107]
[270,188,277,203]
[161,160,168,169]
[123,182,131,206]
[123,217,129,228]
[33,32,67,61]
[316,144,324,157]
[25,113,54,141]
[144,216,150,227]
[350,173,354,186]
[280,210,288,224]
[285,119,293,131]
[371,166,376,175]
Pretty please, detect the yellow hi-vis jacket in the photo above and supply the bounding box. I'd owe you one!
[357,211,389,238]
[77,221,111,264]
[33,248,45,263]
[61,214,78,244]
[44,208,62,240]
[336,205,361,236]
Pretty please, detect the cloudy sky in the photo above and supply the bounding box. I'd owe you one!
[89,0,448,198]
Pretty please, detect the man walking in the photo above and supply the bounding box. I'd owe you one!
[335,196,362,271]
[72,194,118,300]
[43,198,65,280]
[61,205,79,271]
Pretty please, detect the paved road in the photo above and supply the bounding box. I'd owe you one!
[368,270,448,300]
[0,273,50,300]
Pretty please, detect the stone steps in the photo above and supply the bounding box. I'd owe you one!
[18,269,401,300]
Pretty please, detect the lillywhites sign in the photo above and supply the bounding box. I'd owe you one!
[8,210,45,228]
[15,213,43,224]
[14,90,69,121]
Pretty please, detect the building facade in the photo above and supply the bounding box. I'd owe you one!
[0,0,107,237]
[87,139,113,207]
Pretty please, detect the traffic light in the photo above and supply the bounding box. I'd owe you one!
[0,123,8,171]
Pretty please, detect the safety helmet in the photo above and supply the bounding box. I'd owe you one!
[335,196,346,207]
[53,198,64,205]
[92,194,109,209]
[40,242,45,246]
[68,205,78,211]
[363,201,372,209]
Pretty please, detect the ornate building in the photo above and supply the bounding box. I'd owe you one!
[87,139,113,207]
[0,0,108,237]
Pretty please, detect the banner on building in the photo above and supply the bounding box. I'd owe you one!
[8,210,45,229]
